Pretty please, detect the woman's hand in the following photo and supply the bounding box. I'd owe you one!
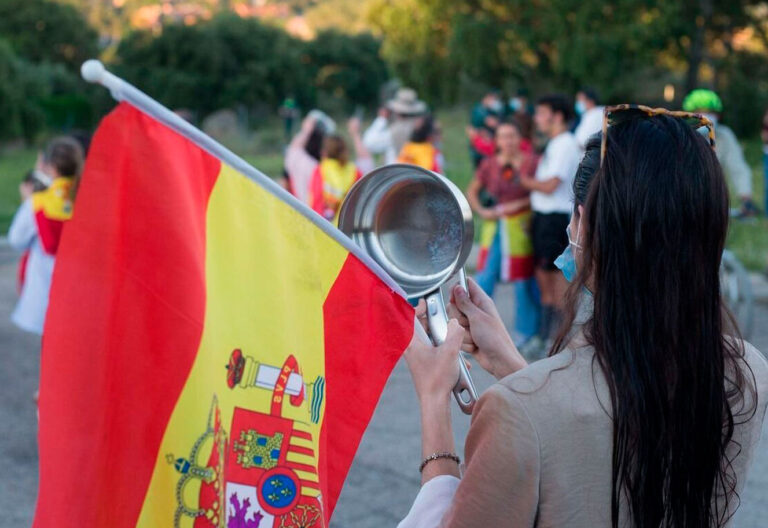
[405,303,465,406]
[300,115,316,134]
[19,182,34,201]
[347,116,361,136]
[448,277,527,379]
[477,207,499,221]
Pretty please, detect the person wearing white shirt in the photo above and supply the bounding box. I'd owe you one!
[362,88,427,165]
[520,95,582,348]
[574,88,604,149]
[8,137,82,335]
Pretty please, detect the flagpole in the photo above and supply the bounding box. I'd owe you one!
[81,60,407,299]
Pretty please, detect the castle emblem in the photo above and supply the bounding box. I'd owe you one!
[226,349,325,424]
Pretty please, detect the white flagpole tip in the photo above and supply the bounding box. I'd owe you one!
[81,60,105,83]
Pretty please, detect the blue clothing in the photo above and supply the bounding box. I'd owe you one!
[475,228,540,341]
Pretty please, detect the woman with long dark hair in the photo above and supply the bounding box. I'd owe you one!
[398,110,768,527]
[466,120,540,348]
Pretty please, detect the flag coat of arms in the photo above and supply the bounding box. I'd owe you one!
[33,102,414,527]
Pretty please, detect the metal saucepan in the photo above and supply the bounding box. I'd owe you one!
[338,164,478,414]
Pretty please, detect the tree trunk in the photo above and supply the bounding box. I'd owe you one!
[684,0,713,93]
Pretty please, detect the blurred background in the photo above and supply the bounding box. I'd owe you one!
[3,2,768,526]
[0,0,768,248]
[0,0,767,270]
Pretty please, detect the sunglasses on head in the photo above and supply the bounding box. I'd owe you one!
[600,104,716,165]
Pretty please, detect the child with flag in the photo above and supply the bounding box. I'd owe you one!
[8,136,82,336]
[309,133,363,223]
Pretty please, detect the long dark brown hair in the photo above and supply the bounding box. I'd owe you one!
[553,118,757,527]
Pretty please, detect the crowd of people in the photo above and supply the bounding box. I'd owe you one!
[7,84,768,401]
[204,84,768,360]
[459,86,766,357]
[398,98,768,528]
[278,86,595,356]
[6,75,768,527]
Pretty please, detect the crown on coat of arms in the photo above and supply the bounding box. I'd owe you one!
[166,396,227,528]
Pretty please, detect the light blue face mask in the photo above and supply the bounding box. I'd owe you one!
[575,100,587,116]
[554,222,582,283]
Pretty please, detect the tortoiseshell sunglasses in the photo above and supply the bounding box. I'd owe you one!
[600,104,716,165]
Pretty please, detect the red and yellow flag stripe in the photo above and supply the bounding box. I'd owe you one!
[34,103,413,528]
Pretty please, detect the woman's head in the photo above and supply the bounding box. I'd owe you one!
[322,134,349,165]
[39,136,84,179]
[305,127,325,161]
[565,132,601,266]
[494,120,522,155]
[556,114,754,527]
[410,115,435,143]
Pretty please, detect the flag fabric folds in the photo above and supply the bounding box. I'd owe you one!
[33,103,414,528]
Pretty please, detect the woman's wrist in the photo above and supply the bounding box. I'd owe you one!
[419,392,453,416]
[490,338,527,379]
[418,393,459,483]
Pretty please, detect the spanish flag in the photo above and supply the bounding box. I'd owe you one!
[34,103,413,527]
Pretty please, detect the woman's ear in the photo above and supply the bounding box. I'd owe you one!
[577,204,585,218]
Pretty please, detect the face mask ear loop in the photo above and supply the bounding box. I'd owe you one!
[570,216,583,250]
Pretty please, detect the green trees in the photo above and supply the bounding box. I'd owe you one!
[367,0,768,134]
[304,31,388,111]
[0,0,99,141]
[0,0,98,72]
[114,14,388,119]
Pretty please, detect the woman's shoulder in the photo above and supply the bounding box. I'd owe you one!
[491,347,605,414]
[737,340,768,398]
[497,347,593,392]
[487,347,611,443]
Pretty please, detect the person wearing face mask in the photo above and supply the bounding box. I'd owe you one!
[397,110,768,528]
[509,88,534,142]
[683,89,759,218]
[8,136,83,335]
[554,133,602,284]
[573,88,604,150]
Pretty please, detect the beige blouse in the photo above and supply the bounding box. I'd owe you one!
[398,342,768,528]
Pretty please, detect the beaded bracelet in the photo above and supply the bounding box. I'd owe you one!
[419,452,461,473]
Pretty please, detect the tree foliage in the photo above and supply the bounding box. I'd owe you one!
[0,0,100,141]
[0,0,98,72]
[115,14,388,118]
[368,0,768,134]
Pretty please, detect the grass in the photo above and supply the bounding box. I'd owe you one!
[0,148,37,233]
[2,111,767,271]
[725,139,767,271]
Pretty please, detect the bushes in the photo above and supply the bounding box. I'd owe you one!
[717,51,768,137]
[115,15,390,120]
[0,0,98,73]
[0,0,100,142]
[0,39,47,142]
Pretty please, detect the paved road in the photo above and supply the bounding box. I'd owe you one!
[1,242,767,527]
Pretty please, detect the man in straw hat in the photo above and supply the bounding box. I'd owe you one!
[363,87,428,165]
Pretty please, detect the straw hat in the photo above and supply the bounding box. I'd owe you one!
[387,88,427,116]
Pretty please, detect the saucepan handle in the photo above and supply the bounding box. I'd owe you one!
[425,282,478,415]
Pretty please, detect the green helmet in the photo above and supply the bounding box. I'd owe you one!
[682,89,723,113]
